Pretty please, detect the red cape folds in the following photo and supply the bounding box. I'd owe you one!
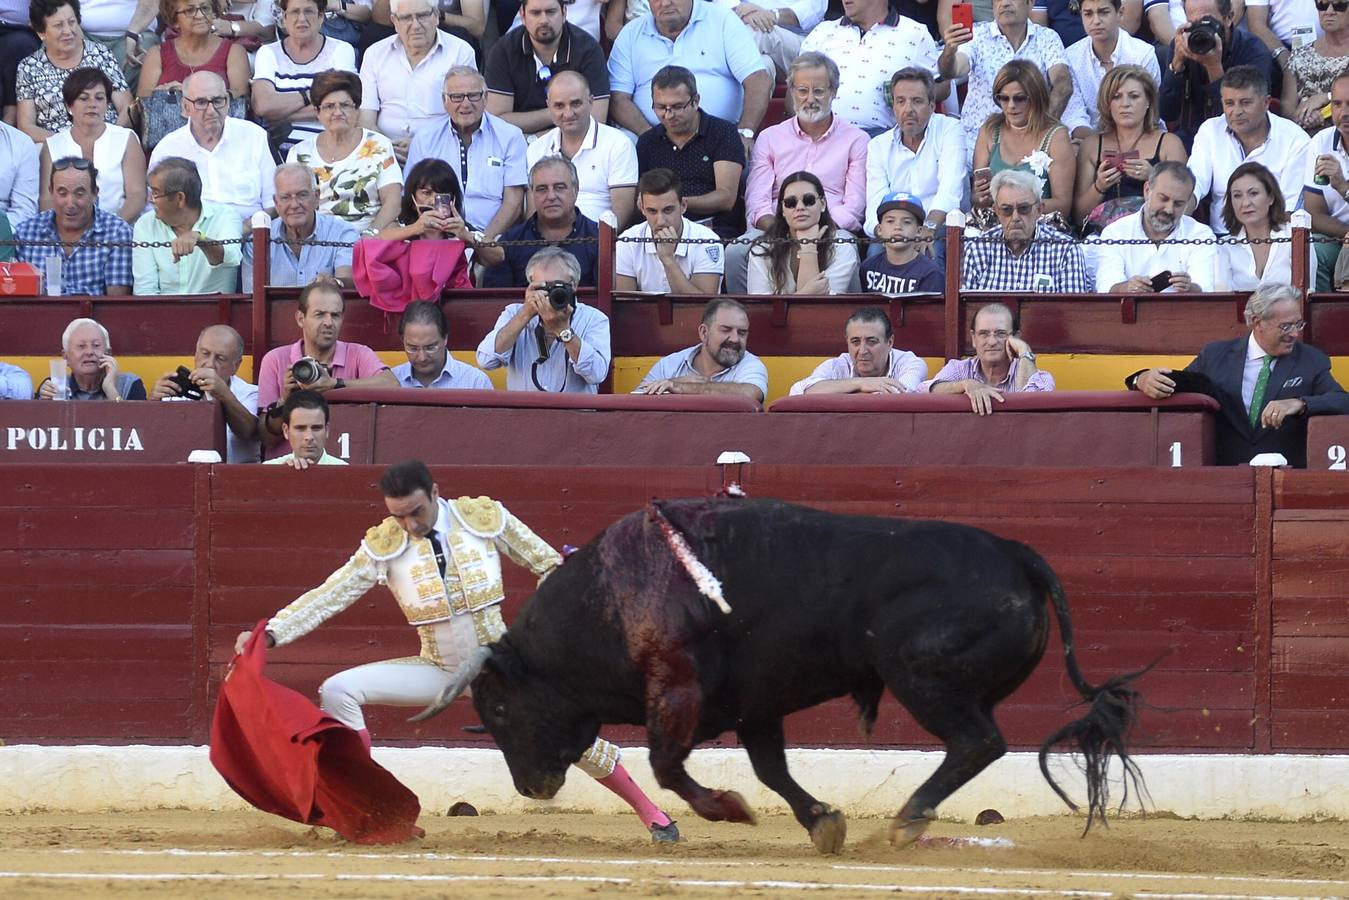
[209,623,424,843]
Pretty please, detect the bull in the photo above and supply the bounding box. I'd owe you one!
[413,498,1147,853]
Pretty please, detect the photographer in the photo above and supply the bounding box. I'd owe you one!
[149,325,260,463]
[476,247,611,393]
[1159,0,1277,151]
[256,277,397,457]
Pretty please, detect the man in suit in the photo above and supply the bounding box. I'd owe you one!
[1129,283,1349,467]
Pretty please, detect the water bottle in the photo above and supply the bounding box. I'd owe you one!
[45,256,63,296]
[49,359,69,401]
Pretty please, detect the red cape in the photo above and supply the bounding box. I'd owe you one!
[209,623,424,843]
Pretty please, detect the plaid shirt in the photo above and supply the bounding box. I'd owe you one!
[16,208,133,295]
[961,223,1089,293]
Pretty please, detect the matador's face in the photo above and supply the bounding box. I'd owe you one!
[385,486,440,538]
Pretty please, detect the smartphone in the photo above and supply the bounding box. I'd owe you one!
[434,193,455,217]
[973,166,992,183]
[1108,149,1139,171]
[952,3,973,30]
[1150,270,1173,292]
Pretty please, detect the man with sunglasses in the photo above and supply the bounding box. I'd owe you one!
[149,71,276,221]
[961,169,1089,293]
[484,0,610,140]
[15,155,132,296]
[1130,283,1349,466]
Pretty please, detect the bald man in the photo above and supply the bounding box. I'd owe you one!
[149,324,261,463]
[149,71,277,221]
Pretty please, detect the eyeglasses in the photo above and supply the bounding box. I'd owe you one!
[276,190,315,204]
[391,9,437,24]
[782,193,818,209]
[790,85,832,101]
[652,97,694,115]
[53,157,94,172]
[149,187,182,201]
[996,202,1036,216]
[1271,319,1307,334]
[177,3,212,17]
[318,99,355,113]
[973,329,1011,340]
[994,92,1030,106]
[1315,1,1349,11]
[443,90,485,103]
[403,341,444,356]
[185,95,229,110]
[284,6,321,18]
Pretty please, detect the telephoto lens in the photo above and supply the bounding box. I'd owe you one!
[291,357,325,385]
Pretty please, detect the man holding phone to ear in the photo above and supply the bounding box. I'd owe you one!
[1095,160,1218,292]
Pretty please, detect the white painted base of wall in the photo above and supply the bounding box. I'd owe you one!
[2,745,1346,820]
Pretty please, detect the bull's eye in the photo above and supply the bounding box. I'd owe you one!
[493,702,507,720]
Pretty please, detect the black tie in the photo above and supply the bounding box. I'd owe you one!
[429,531,447,578]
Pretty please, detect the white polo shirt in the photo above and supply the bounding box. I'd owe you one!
[359,29,477,140]
[864,113,966,236]
[526,117,639,224]
[1064,31,1162,130]
[148,118,277,221]
[1094,211,1219,292]
[1245,0,1320,47]
[1188,112,1310,235]
[615,218,724,292]
[1303,125,1349,227]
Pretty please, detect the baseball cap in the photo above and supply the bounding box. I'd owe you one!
[876,191,925,222]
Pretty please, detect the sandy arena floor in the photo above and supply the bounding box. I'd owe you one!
[1,810,1347,899]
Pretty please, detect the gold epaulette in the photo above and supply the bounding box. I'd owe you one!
[362,516,409,560]
[452,495,504,537]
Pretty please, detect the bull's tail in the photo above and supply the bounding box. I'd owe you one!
[1016,543,1151,832]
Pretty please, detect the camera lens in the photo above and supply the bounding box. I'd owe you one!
[292,358,323,385]
[1188,19,1218,54]
[544,281,575,310]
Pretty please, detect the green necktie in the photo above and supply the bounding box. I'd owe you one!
[1249,355,1273,428]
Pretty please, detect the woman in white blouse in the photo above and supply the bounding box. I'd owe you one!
[39,67,146,223]
[1218,161,1306,292]
[746,171,858,295]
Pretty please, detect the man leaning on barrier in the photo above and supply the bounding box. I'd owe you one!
[1095,160,1218,292]
[133,157,243,295]
[149,325,260,463]
[633,298,767,404]
[16,156,132,296]
[263,389,347,469]
[789,305,928,396]
[961,170,1089,293]
[1129,283,1349,467]
[919,302,1054,415]
[242,164,358,288]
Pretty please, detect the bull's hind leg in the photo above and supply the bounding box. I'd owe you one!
[739,719,846,854]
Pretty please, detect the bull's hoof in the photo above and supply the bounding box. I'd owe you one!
[699,789,756,824]
[808,807,847,855]
[650,820,680,843]
[889,810,935,848]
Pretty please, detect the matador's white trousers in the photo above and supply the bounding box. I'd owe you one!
[316,607,620,779]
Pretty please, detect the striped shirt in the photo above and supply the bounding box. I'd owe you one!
[918,357,1055,393]
[252,37,357,156]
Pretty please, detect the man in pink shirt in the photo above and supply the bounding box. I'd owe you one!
[725,51,868,293]
[258,278,398,458]
[918,303,1055,415]
[789,306,928,395]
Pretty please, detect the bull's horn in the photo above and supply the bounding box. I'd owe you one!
[408,646,492,723]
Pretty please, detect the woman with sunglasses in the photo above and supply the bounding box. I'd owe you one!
[1218,161,1309,291]
[970,60,1075,224]
[136,0,251,101]
[746,171,858,295]
[39,67,146,223]
[16,0,132,142]
[1284,0,1349,134]
[252,0,357,158]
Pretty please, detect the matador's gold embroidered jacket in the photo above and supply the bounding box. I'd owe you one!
[267,495,561,648]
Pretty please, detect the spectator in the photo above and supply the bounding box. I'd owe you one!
[36,317,145,400]
[0,359,33,399]
[16,0,130,142]
[862,191,945,294]
[485,0,610,140]
[1248,0,1320,61]
[728,52,866,292]
[632,297,767,403]
[614,168,723,293]
[1159,0,1278,150]
[0,117,38,227]
[939,0,1087,164]
[747,170,860,294]
[919,302,1054,413]
[1188,65,1309,235]
[393,300,492,389]
[133,157,242,294]
[731,0,827,82]
[405,66,527,244]
[218,0,280,45]
[1131,283,1349,467]
[1064,0,1160,132]
[788,305,928,395]
[864,67,965,252]
[1032,0,1097,47]
[1283,0,1349,135]
[962,169,1089,292]
[478,155,600,287]
[0,6,40,125]
[147,324,259,463]
[526,70,638,226]
[1095,160,1219,291]
[242,164,359,288]
[40,67,145,223]
[970,60,1076,222]
[636,66,745,239]
[257,277,397,455]
[263,390,348,467]
[607,0,771,145]
[1307,68,1349,290]
[1217,161,1307,291]
[287,70,403,234]
[1074,64,1187,234]
[358,0,476,163]
[370,0,482,56]
[476,247,611,393]
[150,71,277,221]
[800,0,942,136]
[251,0,358,158]
[136,0,251,102]
[17,157,132,295]
[374,158,480,270]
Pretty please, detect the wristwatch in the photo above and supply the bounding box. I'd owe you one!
[557,328,574,344]
[230,20,241,36]
[737,127,755,140]
[1020,349,1037,363]
[265,401,284,420]
[334,377,347,390]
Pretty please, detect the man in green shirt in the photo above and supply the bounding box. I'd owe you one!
[133,157,242,294]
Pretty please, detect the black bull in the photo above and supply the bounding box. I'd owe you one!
[415,498,1147,853]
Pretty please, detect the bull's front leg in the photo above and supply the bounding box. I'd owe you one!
[738,719,845,853]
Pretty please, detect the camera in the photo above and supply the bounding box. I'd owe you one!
[540,280,576,310]
[1187,16,1222,55]
[291,357,327,386]
[169,365,204,400]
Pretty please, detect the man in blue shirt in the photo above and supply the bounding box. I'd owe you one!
[392,301,493,390]
[17,157,131,296]
[478,156,600,287]
[243,165,358,288]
